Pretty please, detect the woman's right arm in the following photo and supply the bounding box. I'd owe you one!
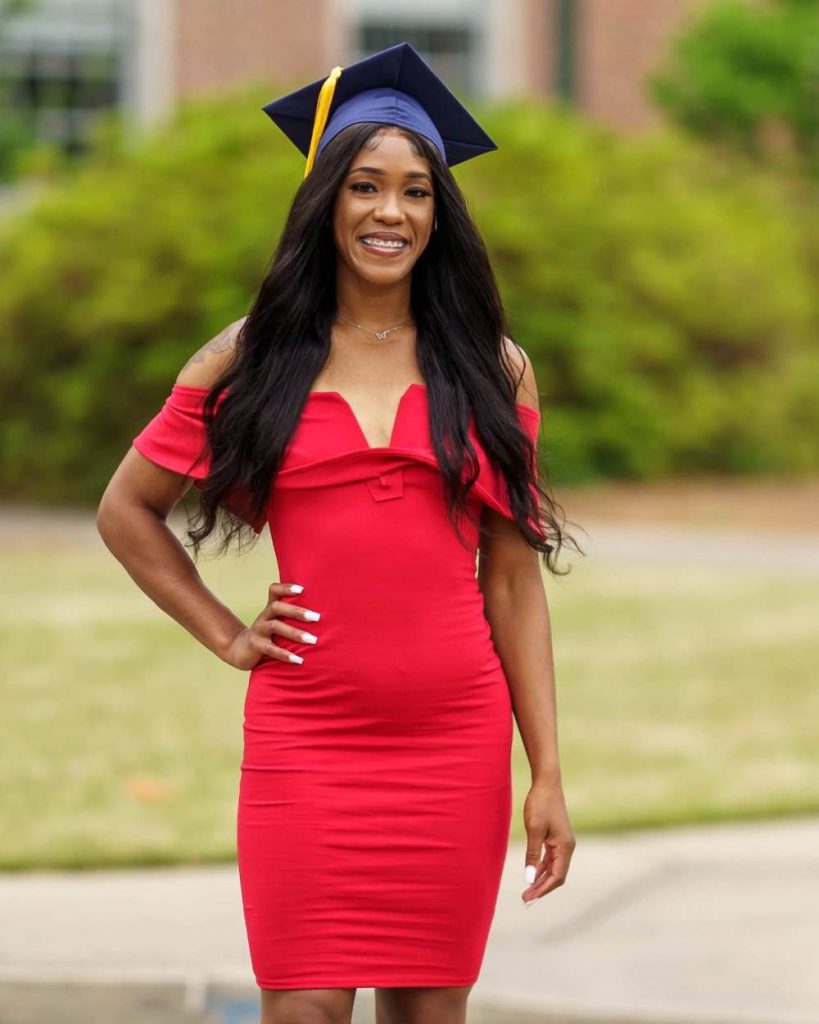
[96,319,318,668]
[97,437,250,662]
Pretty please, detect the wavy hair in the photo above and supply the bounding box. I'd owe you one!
[186,122,582,574]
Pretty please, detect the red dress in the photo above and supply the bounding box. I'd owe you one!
[132,380,541,989]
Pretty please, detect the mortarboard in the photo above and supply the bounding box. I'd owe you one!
[262,42,497,178]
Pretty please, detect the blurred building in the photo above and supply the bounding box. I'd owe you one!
[0,0,716,161]
[0,0,132,156]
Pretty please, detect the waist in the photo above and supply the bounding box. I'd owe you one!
[252,592,503,682]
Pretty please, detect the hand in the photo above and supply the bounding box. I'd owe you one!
[220,582,321,670]
[521,776,575,905]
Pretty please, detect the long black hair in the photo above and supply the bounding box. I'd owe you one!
[186,122,582,575]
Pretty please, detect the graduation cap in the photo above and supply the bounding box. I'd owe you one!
[262,42,497,178]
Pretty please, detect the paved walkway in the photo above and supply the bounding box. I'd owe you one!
[1,817,817,1023]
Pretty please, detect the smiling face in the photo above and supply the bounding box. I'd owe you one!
[331,127,436,285]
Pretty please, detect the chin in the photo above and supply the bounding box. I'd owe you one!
[355,256,415,280]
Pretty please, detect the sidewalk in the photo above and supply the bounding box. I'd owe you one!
[1,817,817,1024]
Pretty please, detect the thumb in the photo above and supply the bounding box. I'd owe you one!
[524,834,543,885]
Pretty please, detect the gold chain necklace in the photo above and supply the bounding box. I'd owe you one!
[336,313,413,341]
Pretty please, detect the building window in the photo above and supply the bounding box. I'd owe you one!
[555,0,576,101]
[357,22,475,95]
[0,0,129,163]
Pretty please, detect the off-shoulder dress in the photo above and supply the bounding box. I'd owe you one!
[132,380,541,990]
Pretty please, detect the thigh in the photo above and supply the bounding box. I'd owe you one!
[375,985,473,1024]
[260,986,356,1024]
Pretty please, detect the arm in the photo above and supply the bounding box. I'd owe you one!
[173,316,246,386]
[97,320,247,662]
[104,319,318,668]
[478,338,575,904]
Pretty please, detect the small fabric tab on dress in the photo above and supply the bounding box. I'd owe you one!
[366,468,404,502]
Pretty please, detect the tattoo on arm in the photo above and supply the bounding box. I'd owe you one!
[179,322,240,373]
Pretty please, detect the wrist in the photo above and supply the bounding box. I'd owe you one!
[214,623,246,663]
[531,765,562,786]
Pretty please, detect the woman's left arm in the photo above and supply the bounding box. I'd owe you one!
[478,342,575,906]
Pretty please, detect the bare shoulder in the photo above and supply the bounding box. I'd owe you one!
[175,316,248,388]
[501,334,539,412]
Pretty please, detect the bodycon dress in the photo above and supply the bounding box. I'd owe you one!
[132,379,542,989]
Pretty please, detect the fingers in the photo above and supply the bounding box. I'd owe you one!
[265,581,321,624]
[250,632,303,665]
[255,582,321,666]
[522,834,575,905]
[262,616,319,646]
[523,838,543,886]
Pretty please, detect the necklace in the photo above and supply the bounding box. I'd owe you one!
[336,312,413,341]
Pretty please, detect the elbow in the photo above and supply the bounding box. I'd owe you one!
[479,559,543,606]
[96,485,147,551]
[96,487,121,547]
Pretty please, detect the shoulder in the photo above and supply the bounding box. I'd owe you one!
[502,334,539,413]
[175,316,248,389]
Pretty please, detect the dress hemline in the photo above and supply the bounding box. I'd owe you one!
[254,974,480,990]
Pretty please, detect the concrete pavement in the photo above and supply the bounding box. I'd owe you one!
[1,817,817,1024]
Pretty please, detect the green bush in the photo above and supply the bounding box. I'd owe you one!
[468,102,819,480]
[649,0,819,176]
[0,84,817,504]
[0,84,302,503]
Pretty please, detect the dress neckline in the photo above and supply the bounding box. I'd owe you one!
[170,380,539,453]
[307,382,425,450]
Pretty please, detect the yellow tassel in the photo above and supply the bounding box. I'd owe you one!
[304,65,344,179]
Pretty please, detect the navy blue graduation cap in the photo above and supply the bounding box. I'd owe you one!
[262,42,497,178]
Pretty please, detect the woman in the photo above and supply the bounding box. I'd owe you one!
[98,42,578,1024]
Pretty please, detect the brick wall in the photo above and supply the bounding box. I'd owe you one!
[525,0,556,96]
[171,0,335,99]
[155,0,726,136]
[574,0,715,133]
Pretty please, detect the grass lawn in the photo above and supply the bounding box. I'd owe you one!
[2,512,817,870]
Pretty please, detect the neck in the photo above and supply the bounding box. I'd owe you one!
[335,264,413,327]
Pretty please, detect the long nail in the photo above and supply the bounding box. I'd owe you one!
[524,865,536,884]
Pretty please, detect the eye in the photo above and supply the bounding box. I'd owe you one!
[350,182,431,198]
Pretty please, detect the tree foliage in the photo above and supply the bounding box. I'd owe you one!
[650,0,819,177]
[0,84,817,504]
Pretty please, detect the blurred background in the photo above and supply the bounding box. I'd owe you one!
[0,1,817,1022]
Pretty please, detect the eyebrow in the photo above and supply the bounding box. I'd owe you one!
[348,165,432,183]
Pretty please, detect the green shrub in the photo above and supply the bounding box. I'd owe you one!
[649,0,819,176]
[0,85,817,504]
[468,103,819,480]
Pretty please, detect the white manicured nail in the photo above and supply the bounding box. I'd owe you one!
[303,610,320,621]
[288,653,303,664]
[289,584,304,593]
[301,632,318,644]
[523,899,536,908]
[524,865,536,884]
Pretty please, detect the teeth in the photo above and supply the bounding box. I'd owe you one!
[361,237,406,249]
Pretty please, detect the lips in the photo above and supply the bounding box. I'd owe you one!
[359,236,409,248]
[358,236,410,255]
[359,232,408,243]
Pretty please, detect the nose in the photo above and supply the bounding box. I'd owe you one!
[374,190,404,222]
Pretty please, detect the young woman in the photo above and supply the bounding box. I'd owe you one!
[98,42,578,1024]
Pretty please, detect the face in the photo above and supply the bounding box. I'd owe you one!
[331,128,436,284]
